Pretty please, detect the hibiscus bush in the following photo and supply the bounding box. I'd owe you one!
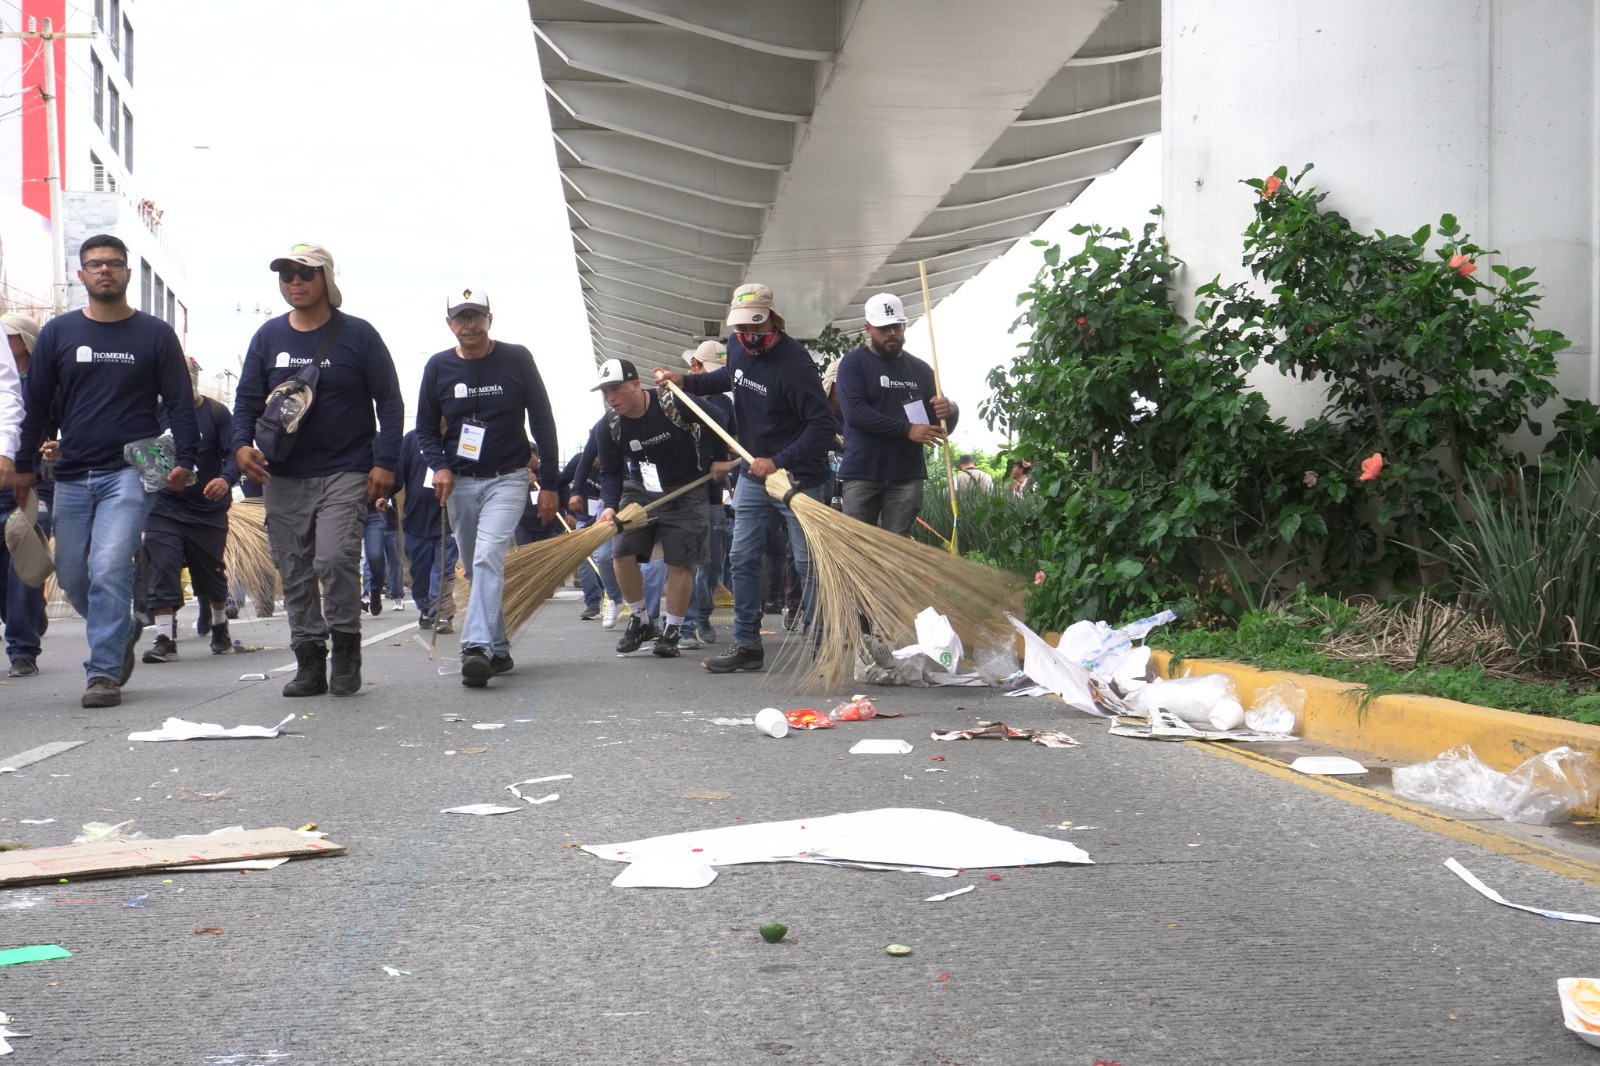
[990,168,1570,631]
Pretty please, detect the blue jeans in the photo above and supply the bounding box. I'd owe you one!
[405,530,459,618]
[0,498,51,663]
[53,468,157,680]
[446,471,526,657]
[362,513,403,598]
[728,475,821,647]
[688,502,728,627]
[591,536,624,604]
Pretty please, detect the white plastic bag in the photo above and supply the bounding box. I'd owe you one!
[1127,673,1236,728]
[1392,745,1600,826]
[1244,680,1304,734]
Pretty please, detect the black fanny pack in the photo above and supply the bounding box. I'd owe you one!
[255,312,344,463]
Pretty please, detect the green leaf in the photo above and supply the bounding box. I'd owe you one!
[1114,559,1145,580]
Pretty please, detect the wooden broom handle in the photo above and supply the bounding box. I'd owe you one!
[663,379,757,464]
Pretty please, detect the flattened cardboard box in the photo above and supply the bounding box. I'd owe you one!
[0,827,344,886]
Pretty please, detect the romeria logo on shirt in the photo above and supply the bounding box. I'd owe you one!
[75,345,136,364]
[879,374,918,390]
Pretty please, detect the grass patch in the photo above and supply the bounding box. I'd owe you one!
[1151,594,1600,723]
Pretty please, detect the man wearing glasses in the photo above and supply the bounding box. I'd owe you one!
[232,243,404,698]
[13,235,199,707]
[415,288,559,689]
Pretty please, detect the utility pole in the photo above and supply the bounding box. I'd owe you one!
[2,18,97,316]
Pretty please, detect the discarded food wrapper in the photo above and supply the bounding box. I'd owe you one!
[441,804,522,816]
[1558,979,1600,1045]
[1446,857,1600,923]
[930,721,1080,749]
[849,739,913,755]
[1290,755,1367,776]
[785,708,833,730]
[1109,706,1297,744]
[829,696,877,722]
[1394,745,1600,826]
[128,713,295,742]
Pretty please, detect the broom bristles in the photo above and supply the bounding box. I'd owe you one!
[454,502,647,634]
[225,498,280,604]
[762,471,1027,691]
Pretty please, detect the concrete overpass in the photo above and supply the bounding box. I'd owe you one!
[527,0,1160,370]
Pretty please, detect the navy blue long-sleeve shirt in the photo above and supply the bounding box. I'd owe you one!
[19,310,198,479]
[414,341,560,489]
[396,429,446,539]
[232,312,403,476]
[151,396,238,528]
[678,332,833,484]
[835,343,958,481]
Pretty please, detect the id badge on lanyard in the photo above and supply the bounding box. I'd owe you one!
[456,418,488,461]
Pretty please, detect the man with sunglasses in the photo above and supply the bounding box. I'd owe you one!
[834,292,958,536]
[415,288,559,689]
[232,243,404,698]
[13,234,199,708]
[653,283,834,674]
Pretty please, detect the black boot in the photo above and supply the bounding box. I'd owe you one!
[329,629,362,696]
[282,642,328,697]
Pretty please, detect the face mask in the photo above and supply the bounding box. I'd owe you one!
[737,330,780,354]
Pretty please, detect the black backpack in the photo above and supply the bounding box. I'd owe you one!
[255,313,344,462]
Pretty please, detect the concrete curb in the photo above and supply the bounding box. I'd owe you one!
[1149,649,1600,814]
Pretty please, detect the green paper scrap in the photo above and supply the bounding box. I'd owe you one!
[0,944,72,967]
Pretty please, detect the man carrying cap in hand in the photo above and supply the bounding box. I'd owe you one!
[594,357,730,659]
[834,292,959,536]
[232,242,405,698]
[415,288,560,689]
[654,283,834,673]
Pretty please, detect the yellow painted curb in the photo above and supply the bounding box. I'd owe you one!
[1150,649,1600,817]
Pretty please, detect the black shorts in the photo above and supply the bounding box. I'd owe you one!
[612,488,709,568]
[144,512,229,609]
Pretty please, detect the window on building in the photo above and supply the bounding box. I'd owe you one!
[95,0,103,29]
[108,0,120,55]
[91,53,103,129]
[165,288,175,326]
[140,259,152,313]
[90,152,115,192]
[122,106,133,171]
[154,276,166,322]
[122,19,133,83]
[107,84,119,150]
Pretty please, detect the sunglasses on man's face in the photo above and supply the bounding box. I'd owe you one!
[278,266,322,284]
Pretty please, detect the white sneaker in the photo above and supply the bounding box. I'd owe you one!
[601,600,621,629]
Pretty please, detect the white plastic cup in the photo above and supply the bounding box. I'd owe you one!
[754,708,789,739]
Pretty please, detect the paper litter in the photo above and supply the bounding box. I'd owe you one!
[849,739,913,755]
[930,721,1080,748]
[440,804,522,816]
[128,714,295,742]
[1446,857,1600,923]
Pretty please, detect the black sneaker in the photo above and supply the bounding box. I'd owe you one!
[82,676,121,708]
[418,613,434,630]
[704,643,764,673]
[368,593,383,616]
[615,616,659,655]
[652,624,681,658]
[461,649,492,688]
[579,604,601,621]
[8,658,38,677]
[197,606,212,636]
[490,653,514,675]
[782,607,801,632]
[210,625,233,655]
[143,634,178,664]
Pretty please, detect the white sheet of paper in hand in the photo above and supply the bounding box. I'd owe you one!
[1445,857,1600,923]
[128,713,296,742]
[1007,613,1098,714]
[904,400,930,426]
[441,803,522,816]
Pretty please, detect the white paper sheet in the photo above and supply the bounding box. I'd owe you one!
[0,1010,27,1055]
[611,857,718,888]
[1290,756,1368,775]
[506,775,571,802]
[1007,614,1100,714]
[585,807,1092,888]
[172,857,291,872]
[441,804,522,816]
[924,885,976,902]
[904,400,930,426]
[128,714,295,742]
[1445,857,1600,923]
[850,739,913,755]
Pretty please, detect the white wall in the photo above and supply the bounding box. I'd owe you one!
[1163,0,1598,426]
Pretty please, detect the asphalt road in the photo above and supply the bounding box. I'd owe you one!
[4,593,1600,1065]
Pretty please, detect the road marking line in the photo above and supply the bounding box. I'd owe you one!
[1195,743,1600,890]
[0,740,88,773]
[267,620,431,675]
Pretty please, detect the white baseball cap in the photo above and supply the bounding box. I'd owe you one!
[447,287,490,317]
[864,292,907,328]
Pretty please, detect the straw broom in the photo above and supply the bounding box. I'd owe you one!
[224,498,280,606]
[454,473,715,635]
[661,380,1028,691]
[918,261,960,555]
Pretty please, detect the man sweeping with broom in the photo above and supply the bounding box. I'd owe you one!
[594,358,731,659]
[654,283,835,674]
